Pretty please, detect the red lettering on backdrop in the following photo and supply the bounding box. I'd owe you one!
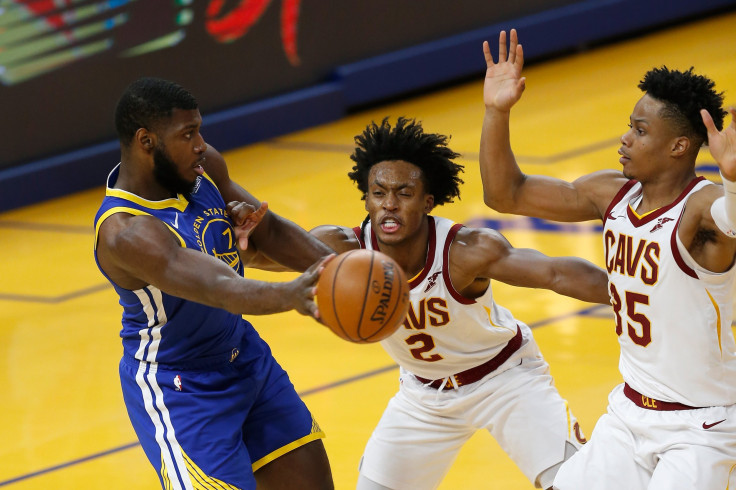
[205,0,302,65]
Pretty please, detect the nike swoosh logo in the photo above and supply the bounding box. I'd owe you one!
[702,419,726,429]
[172,213,179,229]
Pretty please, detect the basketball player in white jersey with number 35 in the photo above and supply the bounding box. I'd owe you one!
[480,29,736,489]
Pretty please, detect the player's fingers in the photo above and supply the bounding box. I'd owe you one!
[255,201,268,217]
[516,43,524,69]
[498,30,507,62]
[483,40,493,65]
[508,29,517,63]
[227,201,256,225]
[310,253,335,276]
[728,107,736,128]
[701,109,717,136]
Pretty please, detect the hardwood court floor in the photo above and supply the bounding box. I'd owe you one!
[1,10,736,489]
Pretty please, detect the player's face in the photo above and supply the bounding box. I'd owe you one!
[365,160,434,246]
[153,142,197,196]
[152,108,206,196]
[618,94,680,181]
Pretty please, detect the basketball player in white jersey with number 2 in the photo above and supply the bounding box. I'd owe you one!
[235,116,610,489]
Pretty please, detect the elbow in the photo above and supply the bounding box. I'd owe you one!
[482,191,514,213]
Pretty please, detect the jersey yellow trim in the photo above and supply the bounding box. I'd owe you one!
[106,186,190,211]
[407,217,457,283]
[482,305,516,333]
[726,463,736,489]
[160,453,174,490]
[181,448,240,489]
[705,289,722,357]
[628,203,661,219]
[251,428,326,472]
[202,172,216,187]
[94,206,186,250]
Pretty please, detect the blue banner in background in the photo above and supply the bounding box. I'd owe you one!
[0,0,734,212]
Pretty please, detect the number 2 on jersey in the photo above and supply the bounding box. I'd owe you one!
[405,333,443,362]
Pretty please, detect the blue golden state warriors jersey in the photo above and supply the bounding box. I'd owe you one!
[94,164,249,364]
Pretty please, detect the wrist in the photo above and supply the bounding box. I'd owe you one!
[721,172,736,194]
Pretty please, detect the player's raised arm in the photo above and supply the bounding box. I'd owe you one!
[480,29,618,222]
[693,106,736,270]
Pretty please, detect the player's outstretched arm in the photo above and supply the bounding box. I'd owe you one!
[703,107,736,181]
[696,106,736,268]
[97,213,328,318]
[309,225,360,254]
[203,145,334,271]
[229,222,356,272]
[456,228,610,304]
[480,29,619,222]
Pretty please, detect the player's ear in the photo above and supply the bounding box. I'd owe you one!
[135,128,155,151]
[425,194,435,213]
[671,136,690,157]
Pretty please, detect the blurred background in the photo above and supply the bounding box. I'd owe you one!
[1,0,735,212]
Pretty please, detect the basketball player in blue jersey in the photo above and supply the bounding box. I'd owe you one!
[94,78,335,490]
[480,30,736,489]
[233,117,610,489]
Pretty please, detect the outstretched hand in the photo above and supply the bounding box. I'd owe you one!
[483,29,526,112]
[226,201,268,250]
[290,254,335,319]
[702,107,736,181]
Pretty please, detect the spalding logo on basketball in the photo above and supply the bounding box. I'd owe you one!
[316,249,410,343]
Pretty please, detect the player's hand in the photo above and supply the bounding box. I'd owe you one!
[483,29,526,112]
[702,107,736,181]
[288,254,335,319]
[226,201,268,250]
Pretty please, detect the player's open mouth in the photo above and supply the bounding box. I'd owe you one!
[194,157,205,175]
[380,218,400,233]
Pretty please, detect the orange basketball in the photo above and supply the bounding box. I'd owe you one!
[316,249,410,343]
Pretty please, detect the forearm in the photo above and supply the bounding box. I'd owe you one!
[479,108,526,212]
[252,213,333,271]
[711,173,736,238]
[148,250,297,315]
[209,275,299,315]
[550,257,610,305]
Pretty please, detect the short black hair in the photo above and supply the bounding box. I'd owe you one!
[639,66,726,147]
[348,117,464,206]
[114,77,198,145]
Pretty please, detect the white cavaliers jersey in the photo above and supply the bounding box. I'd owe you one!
[603,177,736,407]
[354,216,523,380]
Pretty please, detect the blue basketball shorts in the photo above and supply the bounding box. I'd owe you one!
[119,326,324,489]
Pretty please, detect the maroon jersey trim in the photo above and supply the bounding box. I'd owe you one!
[442,223,475,305]
[603,180,638,225]
[670,205,698,279]
[626,176,705,227]
[352,225,365,249]
[409,216,438,289]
